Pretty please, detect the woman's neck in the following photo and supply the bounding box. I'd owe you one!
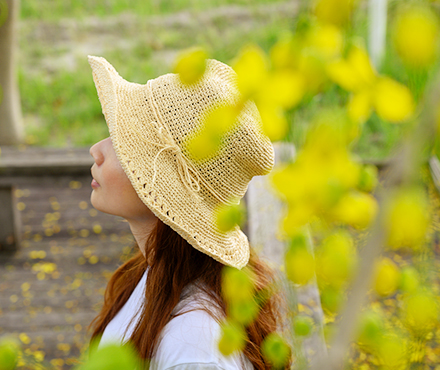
[125,215,157,260]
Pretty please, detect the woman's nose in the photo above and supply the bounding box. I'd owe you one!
[90,140,104,166]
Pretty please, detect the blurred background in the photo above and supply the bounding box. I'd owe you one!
[0,1,299,368]
[2,0,440,369]
[16,0,297,147]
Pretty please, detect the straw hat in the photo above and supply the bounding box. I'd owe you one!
[88,55,274,269]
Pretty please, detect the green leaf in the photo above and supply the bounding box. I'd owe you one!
[292,315,314,337]
[218,320,247,356]
[76,342,142,370]
[0,338,20,370]
[261,332,290,369]
[228,299,260,325]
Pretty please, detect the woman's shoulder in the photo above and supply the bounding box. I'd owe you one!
[151,309,253,370]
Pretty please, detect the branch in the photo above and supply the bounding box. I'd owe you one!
[309,74,440,370]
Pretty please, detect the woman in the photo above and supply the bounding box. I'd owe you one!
[87,55,289,370]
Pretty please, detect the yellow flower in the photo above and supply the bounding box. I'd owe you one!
[282,202,316,237]
[257,103,289,142]
[271,120,361,227]
[373,77,415,123]
[398,266,420,294]
[306,23,343,60]
[256,70,305,109]
[285,246,315,285]
[270,34,299,71]
[316,231,357,288]
[329,190,378,229]
[218,320,247,356]
[347,90,372,124]
[384,186,430,250]
[402,291,439,333]
[215,202,246,233]
[297,51,328,94]
[0,338,20,370]
[393,7,440,68]
[185,104,239,162]
[356,310,385,348]
[327,45,415,123]
[232,44,268,101]
[314,0,356,27]
[327,44,376,92]
[376,334,407,368]
[19,333,31,345]
[222,266,255,302]
[373,258,400,297]
[173,47,208,85]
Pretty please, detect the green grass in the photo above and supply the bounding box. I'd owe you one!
[20,0,286,20]
[16,0,438,162]
[18,4,296,147]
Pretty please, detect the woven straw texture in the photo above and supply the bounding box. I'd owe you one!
[88,55,274,269]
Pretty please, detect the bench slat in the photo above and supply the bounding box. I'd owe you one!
[0,147,93,177]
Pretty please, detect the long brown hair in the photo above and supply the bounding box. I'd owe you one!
[88,219,289,369]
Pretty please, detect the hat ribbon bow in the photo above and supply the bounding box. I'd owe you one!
[151,123,201,194]
[129,120,201,195]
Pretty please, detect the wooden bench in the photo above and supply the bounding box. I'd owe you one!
[0,146,94,252]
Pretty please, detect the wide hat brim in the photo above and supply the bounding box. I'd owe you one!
[88,55,272,269]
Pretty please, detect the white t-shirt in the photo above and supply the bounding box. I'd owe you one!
[99,269,253,370]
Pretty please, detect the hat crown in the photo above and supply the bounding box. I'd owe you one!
[148,59,274,203]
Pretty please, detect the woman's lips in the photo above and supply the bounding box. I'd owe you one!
[91,179,100,189]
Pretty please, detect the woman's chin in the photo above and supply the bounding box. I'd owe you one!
[90,192,110,215]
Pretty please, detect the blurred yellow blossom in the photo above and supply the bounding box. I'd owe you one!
[373,257,400,297]
[376,334,408,369]
[271,121,361,233]
[393,7,440,68]
[293,315,315,337]
[327,45,376,92]
[228,299,259,325]
[314,0,356,27]
[398,266,420,294]
[373,77,415,123]
[327,45,414,123]
[306,23,343,60]
[232,44,268,100]
[257,103,289,141]
[174,47,208,85]
[329,190,378,229]
[222,266,255,302]
[297,51,328,94]
[215,202,246,233]
[285,246,315,285]
[402,291,439,333]
[270,35,298,71]
[347,90,372,123]
[356,310,386,348]
[0,338,19,370]
[185,104,239,161]
[316,231,357,288]
[18,333,31,345]
[256,70,305,109]
[384,186,430,250]
[218,320,247,356]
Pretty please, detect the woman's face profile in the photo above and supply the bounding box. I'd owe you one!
[89,137,153,221]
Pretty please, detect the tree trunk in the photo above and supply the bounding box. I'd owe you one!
[0,0,24,145]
